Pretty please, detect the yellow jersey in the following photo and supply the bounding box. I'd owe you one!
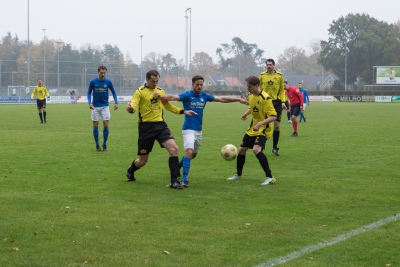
[259,70,285,101]
[31,85,50,100]
[130,85,183,123]
[246,91,277,139]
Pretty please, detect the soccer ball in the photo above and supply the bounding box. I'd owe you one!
[221,144,238,161]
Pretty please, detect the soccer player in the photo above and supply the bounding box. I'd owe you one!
[30,78,50,124]
[298,83,310,122]
[227,76,277,186]
[154,75,248,188]
[87,65,119,152]
[259,59,285,156]
[125,70,197,189]
[284,81,303,137]
[283,91,291,123]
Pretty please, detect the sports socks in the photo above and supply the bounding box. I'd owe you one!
[93,128,99,146]
[39,113,43,123]
[168,156,180,183]
[293,120,298,133]
[256,152,272,178]
[103,128,109,145]
[273,130,280,149]
[43,111,46,122]
[300,112,304,121]
[236,154,245,176]
[287,112,290,120]
[181,156,191,182]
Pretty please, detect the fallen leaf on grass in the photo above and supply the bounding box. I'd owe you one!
[84,259,93,264]
[245,223,251,228]
[163,251,170,255]
[65,206,70,209]
[12,247,19,251]
[4,238,9,241]
[96,226,100,229]
[386,264,391,266]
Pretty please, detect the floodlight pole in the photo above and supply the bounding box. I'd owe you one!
[140,35,143,85]
[56,41,62,91]
[42,29,46,85]
[27,0,30,88]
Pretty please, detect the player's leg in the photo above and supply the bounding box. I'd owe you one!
[302,103,307,122]
[272,100,282,156]
[37,100,43,123]
[42,100,47,123]
[158,125,183,189]
[91,108,101,151]
[227,134,250,180]
[126,123,156,182]
[252,136,275,185]
[290,104,300,137]
[101,107,111,151]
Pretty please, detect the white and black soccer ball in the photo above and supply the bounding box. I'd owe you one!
[221,144,238,161]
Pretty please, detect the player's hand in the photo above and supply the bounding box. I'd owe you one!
[89,104,94,109]
[154,92,161,98]
[241,114,247,121]
[239,99,249,105]
[114,104,118,111]
[126,103,134,113]
[253,123,261,131]
[184,110,197,116]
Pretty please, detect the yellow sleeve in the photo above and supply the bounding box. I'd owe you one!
[163,101,183,115]
[30,87,37,99]
[278,77,285,101]
[130,88,141,113]
[44,87,50,97]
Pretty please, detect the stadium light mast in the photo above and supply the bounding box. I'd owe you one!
[42,29,46,85]
[185,8,191,91]
[27,0,30,88]
[56,41,62,91]
[345,44,347,91]
[140,35,143,85]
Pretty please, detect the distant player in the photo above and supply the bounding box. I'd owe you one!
[154,75,248,187]
[227,76,277,185]
[259,59,285,156]
[31,78,50,124]
[87,65,119,152]
[298,83,309,122]
[284,81,303,137]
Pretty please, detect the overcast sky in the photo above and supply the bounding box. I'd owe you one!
[1,0,398,65]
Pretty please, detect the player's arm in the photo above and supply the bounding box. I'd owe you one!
[30,88,36,100]
[109,82,119,110]
[297,89,304,111]
[127,90,140,114]
[213,96,248,105]
[241,108,251,121]
[163,101,196,116]
[306,91,310,105]
[87,82,94,108]
[154,92,180,101]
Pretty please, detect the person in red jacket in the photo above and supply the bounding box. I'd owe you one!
[284,81,303,137]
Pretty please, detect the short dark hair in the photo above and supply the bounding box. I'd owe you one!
[98,65,107,72]
[298,82,302,85]
[245,76,260,86]
[192,75,204,83]
[284,81,288,84]
[265,58,275,65]
[146,70,160,79]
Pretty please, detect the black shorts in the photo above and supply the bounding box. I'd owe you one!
[137,122,175,155]
[36,99,46,109]
[272,100,283,122]
[241,134,267,150]
[290,103,301,117]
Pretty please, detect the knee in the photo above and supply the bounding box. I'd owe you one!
[136,158,148,167]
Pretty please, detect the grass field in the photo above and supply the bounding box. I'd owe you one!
[0,102,399,267]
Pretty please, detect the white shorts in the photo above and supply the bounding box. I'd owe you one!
[182,130,202,153]
[302,103,307,110]
[91,106,111,121]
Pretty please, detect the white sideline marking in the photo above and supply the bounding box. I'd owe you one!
[254,213,399,267]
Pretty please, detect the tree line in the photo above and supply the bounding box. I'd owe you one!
[1,13,399,91]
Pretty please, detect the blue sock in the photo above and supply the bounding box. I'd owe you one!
[103,128,109,145]
[300,112,304,120]
[93,128,99,146]
[179,157,184,169]
[182,156,191,182]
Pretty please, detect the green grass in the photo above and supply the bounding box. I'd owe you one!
[0,102,399,267]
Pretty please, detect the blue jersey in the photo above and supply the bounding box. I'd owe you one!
[87,77,118,107]
[300,88,309,104]
[179,90,215,131]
